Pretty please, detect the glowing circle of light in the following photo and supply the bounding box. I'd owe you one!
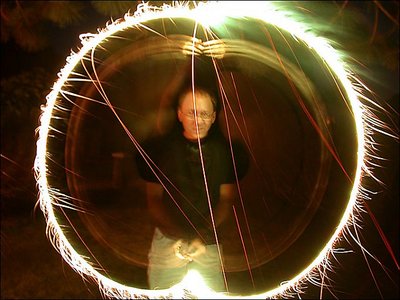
[34,1,372,299]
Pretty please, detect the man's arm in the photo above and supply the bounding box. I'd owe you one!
[188,183,236,254]
[199,183,236,240]
[213,183,236,228]
[146,182,186,238]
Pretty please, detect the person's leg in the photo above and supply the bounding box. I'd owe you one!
[147,228,188,289]
[190,244,226,292]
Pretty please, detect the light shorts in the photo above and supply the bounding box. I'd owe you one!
[147,228,226,292]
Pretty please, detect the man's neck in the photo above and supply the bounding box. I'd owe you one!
[183,134,209,144]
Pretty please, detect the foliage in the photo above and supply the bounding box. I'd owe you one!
[1,1,85,52]
[0,1,143,52]
[0,67,51,117]
[90,0,140,18]
[0,68,52,200]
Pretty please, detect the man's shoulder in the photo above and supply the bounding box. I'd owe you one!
[142,132,174,147]
[209,133,244,153]
[140,132,186,159]
[212,135,250,180]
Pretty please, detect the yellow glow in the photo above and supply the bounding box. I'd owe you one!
[192,1,227,28]
[34,1,373,299]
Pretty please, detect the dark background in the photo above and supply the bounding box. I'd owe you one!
[1,1,398,299]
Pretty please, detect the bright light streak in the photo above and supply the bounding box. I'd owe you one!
[34,1,381,299]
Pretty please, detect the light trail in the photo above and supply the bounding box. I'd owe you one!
[34,1,393,298]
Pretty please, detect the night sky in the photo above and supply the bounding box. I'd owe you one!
[1,1,398,299]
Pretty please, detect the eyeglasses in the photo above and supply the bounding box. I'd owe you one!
[182,110,215,120]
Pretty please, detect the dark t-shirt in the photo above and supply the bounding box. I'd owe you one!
[136,128,248,243]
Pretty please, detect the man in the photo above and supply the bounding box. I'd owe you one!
[136,86,248,292]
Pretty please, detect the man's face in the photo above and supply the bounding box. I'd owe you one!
[177,90,216,140]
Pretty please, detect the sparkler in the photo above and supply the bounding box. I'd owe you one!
[34,1,392,298]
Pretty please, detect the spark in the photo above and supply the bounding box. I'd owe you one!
[34,1,391,299]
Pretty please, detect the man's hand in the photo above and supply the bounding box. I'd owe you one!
[173,238,206,261]
[187,238,206,258]
[173,239,192,261]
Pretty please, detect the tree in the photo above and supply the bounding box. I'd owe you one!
[1,0,141,52]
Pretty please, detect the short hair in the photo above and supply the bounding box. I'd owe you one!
[177,87,218,112]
